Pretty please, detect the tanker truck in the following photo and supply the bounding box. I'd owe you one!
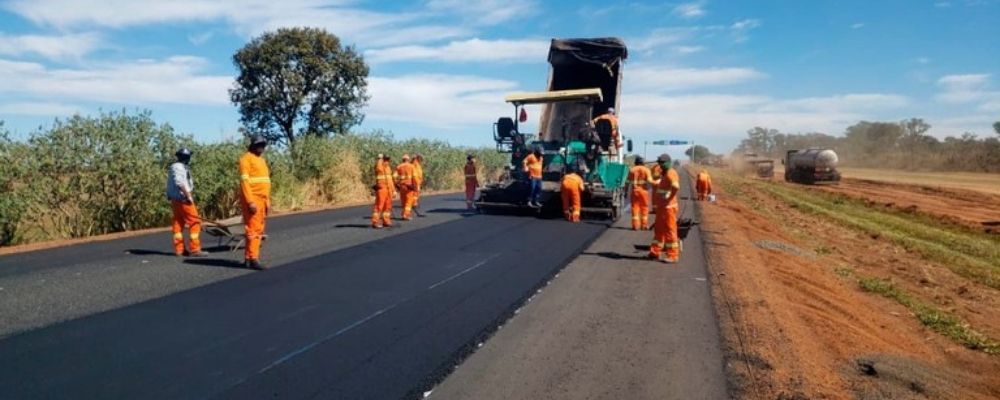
[783,148,841,184]
[475,38,629,220]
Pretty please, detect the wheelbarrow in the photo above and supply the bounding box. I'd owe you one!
[195,216,266,253]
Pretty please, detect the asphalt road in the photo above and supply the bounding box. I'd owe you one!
[0,195,606,399]
[430,170,728,399]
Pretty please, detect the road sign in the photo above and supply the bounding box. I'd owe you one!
[651,140,668,145]
[669,140,689,145]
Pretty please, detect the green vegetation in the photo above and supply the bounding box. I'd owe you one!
[230,27,369,145]
[858,276,1000,355]
[0,111,507,247]
[737,118,1000,172]
[755,181,1000,290]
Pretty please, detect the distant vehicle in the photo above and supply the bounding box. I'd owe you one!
[748,159,774,179]
[783,148,841,184]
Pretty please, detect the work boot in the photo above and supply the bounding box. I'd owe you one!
[187,250,209,258]
[246,259,266,271]
[662,257,679,264]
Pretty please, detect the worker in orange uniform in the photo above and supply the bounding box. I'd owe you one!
[372,153,395,228]
[464,154,478,210]
[395,154,417,220]
[592,107,622,152]
[696,169,713,201]
[166,148,208,257]
[239,135,271,271]
[560,165,585,222]
[523,147,544,207]
[412,154,425,216]
[627,156,653,230]
[648,154,681,263]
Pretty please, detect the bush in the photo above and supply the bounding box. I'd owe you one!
[0,111,509,247]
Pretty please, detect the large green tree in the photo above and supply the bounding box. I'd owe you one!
[684,144,713,162]
[230,27,369,146]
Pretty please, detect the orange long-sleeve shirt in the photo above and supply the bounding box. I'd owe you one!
[628,165,653,190]
[396,162,415,186]
[561,172,584,192]
[523,154,543,179]
[655,168,681,208]
[239,151,271,207]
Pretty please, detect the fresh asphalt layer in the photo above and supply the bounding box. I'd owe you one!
[0,195,606,399]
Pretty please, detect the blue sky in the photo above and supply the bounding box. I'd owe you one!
[0,0,998,158]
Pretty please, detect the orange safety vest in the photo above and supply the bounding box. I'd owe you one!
[655,168,680,209]
[239,151,271,206]
[628,165,652,192]
[395,162,415,186]
[375,160,394,189]
[523,154,543,179]
[561,173,584,192]
[464,162,478,181]
[413,160,424,188]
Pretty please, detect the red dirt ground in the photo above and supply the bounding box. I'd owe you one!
[694,168,1000,399]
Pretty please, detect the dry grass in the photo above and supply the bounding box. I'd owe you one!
[838,167,1000,195]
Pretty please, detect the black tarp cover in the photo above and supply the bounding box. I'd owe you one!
[548,38,628,68]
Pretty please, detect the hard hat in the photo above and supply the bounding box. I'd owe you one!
[467,153,475,161]
[249,135,267,147]
[657,153,671,165]
[175,148,193,159]
[414,153,423,161]
[607,107,615,114]
[634,156,644,165]
[402,154,411,161]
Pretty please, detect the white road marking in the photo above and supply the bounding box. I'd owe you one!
[427,253,501,290]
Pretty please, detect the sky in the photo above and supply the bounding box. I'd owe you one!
[0,0,998,158]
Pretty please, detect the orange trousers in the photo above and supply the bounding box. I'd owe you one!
[465,180,477,209]
[399,186,415,219]
[171,200,202,255]
[241,199,267,261]
[561,188,581,222]
[630,188,650,230]
[696,181,710,201]
[371,187,393,227]
[649,206,680,261]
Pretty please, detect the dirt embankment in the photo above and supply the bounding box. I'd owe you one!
[694,168,1000,399]
[808,178,1000,231]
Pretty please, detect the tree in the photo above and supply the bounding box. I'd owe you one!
[685,144,713,162]
[993,121,1000,135]
[231,27,369,146]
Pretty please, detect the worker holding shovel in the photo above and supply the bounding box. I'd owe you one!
[648,154,681,263]
[166,148,209,258]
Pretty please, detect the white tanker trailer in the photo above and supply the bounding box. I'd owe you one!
[783,148,841,184]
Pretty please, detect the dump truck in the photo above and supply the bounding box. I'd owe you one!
[783,148,841,184]
[476,38,629,220]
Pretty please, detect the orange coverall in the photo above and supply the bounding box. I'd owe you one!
[171,201,201,255]
[464,161,478,209]
[628,165,653,230]
[412,159,424,209]
[649,168,681,262]
[395,161,416,219]
[592,113,622,150]
[650,163,664,212]
[696,170,713,201]
[372,159,395,227]
[239,151,271,262]
[560,172,584,222]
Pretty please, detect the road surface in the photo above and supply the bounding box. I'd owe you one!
[0,174,727,399]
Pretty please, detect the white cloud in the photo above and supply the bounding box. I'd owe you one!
[673,1,707,19]
[674,46,705,54]
[626,66,767,91]
[0,101,82,116]
[366,38,548,64]
[936,73,995,103]
[631,27,697,52]
[619,92,910,141]
[730,18,761,42]
[367,74,518,127]
[3,0,466,47]
[0,56,231,106]
[851,22,865,29]
[0,32,101,61]
[187,31,215,46]
[425,0,536,26]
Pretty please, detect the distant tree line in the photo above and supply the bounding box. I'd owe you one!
[735,118,1000,172]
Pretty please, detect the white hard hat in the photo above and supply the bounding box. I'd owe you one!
[607,107,615,114]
